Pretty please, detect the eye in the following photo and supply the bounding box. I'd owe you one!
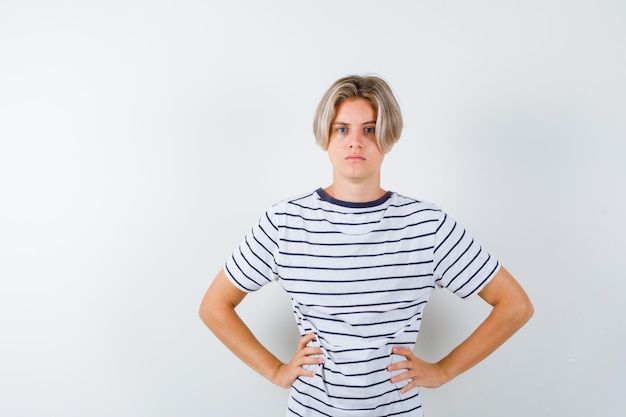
[336,126,348,134]
[364,126,375,134]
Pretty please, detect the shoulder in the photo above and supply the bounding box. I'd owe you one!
[269,190,320,212]
[389,192,444,216]
[260,190,321,224]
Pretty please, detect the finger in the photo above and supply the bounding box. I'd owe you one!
[387,360,410,372]
[298,356,324,368]
[298,348,324,363]
[390,368,413,384]
[296,347,323,359]
[298,367,317,378]
[284,362,315,380]
[298,332,316,349]
[294,356,322,377]
[399,379,418,395]
[392,346,413,357]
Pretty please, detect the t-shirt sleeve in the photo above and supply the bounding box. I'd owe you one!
[432,210,500,299]
[224,206,280,292]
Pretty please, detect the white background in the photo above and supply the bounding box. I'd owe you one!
[1,1,625,416]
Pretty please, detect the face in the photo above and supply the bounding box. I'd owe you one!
[327,98,385,186]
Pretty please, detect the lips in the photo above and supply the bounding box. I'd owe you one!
[346,154,365,161]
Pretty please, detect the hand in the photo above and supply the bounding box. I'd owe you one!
[387,347,448,393]
[271,333,324,389]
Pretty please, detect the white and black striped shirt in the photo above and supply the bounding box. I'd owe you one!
[225,188,500,417]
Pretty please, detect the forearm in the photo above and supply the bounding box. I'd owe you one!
[389,267,533,392]
[437,295,533,383]
[199,270,283,385]
[200,302,283,383]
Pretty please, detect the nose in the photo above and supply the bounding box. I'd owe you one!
[348,131,365,149]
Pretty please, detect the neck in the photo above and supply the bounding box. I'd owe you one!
[324,182,386,203]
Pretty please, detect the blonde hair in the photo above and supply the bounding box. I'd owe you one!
[313,75,403,153]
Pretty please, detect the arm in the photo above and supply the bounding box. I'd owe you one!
[199,269,323,388]
[388,266,533,392]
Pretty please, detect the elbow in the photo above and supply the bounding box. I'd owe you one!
[513,295,534,328]
[199,269,245,334]
[494,292,533,330]
[198,302,209,327]
[523,297,534,323]
[198,297,218,330]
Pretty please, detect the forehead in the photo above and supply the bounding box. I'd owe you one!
[333,98,376,122]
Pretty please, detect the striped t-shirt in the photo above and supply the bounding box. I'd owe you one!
[225,188,500,417]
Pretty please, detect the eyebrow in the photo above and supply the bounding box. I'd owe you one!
[332,120,377,125]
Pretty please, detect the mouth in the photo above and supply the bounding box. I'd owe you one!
[345,155,365,161]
